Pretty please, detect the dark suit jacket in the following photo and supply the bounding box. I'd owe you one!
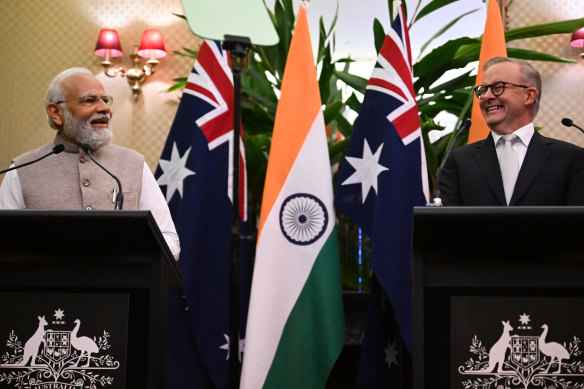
[438,131,584,206]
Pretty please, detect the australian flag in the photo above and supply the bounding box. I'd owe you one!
[155,40,252,388]
[334,5,428,387]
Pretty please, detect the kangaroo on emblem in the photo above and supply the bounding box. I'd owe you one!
[540,324,570,373]
[13,315,47,366]
[480,320,513,373]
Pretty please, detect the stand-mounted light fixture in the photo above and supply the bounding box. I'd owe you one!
[94,29,167,98]
[570,27,584,57]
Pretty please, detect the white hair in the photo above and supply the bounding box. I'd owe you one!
[62,106,113,150]
[45,67,94,129]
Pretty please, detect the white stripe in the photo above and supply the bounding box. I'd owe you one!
[184,69,219,108]
[366,85,407,104]
[387,98,416,124]
[188,61,229,128]
[205,40,234,86]
[241,110,334,389]
[183,88,217,109]
[222,133,249,221]
[401,127,421,146]
[419,135,430,202]
[387,19,409,70]
[375,55,415,102]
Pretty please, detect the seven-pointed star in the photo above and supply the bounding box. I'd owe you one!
[157,142,196,203]
[519,313,530,325]
[54,308,65,320]
[341,139,389,203]
[220,333,245,362]
[385,340,398,370]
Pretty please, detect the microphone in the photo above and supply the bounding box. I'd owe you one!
[429,118,472,206]
[82,144,124,210]
[0,144,65,175]
[561,118,584,135]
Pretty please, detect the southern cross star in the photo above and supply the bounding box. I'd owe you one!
[220,333,245,362]
[157,142,196,202]
[341,139,389,203]
[385,340,398,370]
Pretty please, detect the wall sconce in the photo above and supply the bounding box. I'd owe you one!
[94,29,167,98]
[570,27,584,57]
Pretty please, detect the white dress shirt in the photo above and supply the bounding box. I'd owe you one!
[491,123,535,171]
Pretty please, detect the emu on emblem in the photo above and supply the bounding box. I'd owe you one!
[511,336,539,369]
[44,331,71,363]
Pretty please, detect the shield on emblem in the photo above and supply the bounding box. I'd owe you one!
[511,336,539,368]
[44,331,71,362]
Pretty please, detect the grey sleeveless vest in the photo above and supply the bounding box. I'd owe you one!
[14,134,143,210]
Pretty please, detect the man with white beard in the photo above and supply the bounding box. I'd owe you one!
[0,67,180,259]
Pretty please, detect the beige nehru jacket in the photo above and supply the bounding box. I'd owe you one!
[14,135,143,210]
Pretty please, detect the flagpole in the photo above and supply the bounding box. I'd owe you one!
[222,34,251,389]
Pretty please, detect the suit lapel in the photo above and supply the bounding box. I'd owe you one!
[510,131,552,205]
[471,134,506,205]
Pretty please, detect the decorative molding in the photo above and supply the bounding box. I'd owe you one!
[501,0,513,29]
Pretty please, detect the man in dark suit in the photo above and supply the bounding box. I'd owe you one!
[438,57,584,206]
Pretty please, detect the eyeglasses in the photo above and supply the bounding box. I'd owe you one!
[55,95,114,106]
[474,81,529,99]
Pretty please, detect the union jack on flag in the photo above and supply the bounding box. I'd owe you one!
[181,40,247,220]
[367,8,420,147]
[334,5,428,386]
[156,40,252,388]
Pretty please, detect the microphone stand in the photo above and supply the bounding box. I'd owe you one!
[0,145,65,175]
[222,34,251,389]
[429,118,471,206]
[82,145,124,210]
[562,118,584,136]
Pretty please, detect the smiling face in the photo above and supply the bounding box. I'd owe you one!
[46,74,114,149]
[479,62,538,135]
[61,105,113,150]
[60,75,112,130]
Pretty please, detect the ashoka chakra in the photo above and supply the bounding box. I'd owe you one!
[279,193,328,246]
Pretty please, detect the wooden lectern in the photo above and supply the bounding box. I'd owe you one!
[412,207,584,389]
[0,210,181,389]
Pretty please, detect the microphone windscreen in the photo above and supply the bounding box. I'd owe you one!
[53,144,65,154]
[562,118,573,127]
[82,144,92,153]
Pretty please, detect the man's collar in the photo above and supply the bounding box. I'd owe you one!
[54,133,81,153]
[491,123,535,146]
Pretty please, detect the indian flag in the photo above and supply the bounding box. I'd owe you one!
[468,0,507,143]
[240,3,344,388]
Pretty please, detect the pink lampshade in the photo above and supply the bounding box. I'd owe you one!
[137,29,166,59]
[94,29,123,57]
[570,28,584,48]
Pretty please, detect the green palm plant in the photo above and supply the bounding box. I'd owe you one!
[169,0,584,290]
[335,0,584,192]
[240,0,360,206]
[408,2,584,187]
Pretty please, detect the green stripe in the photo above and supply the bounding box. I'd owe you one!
[263,227,345,388]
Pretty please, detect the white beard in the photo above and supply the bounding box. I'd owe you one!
[62,109,113,151]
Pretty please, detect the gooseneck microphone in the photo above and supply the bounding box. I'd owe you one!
[0,144,65,175]
[430,118,472,206]
[82,144,123,210]
[561,118,584,136]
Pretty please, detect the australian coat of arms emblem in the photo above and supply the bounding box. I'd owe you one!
[0,309,120,389]
[458,313,584,389]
